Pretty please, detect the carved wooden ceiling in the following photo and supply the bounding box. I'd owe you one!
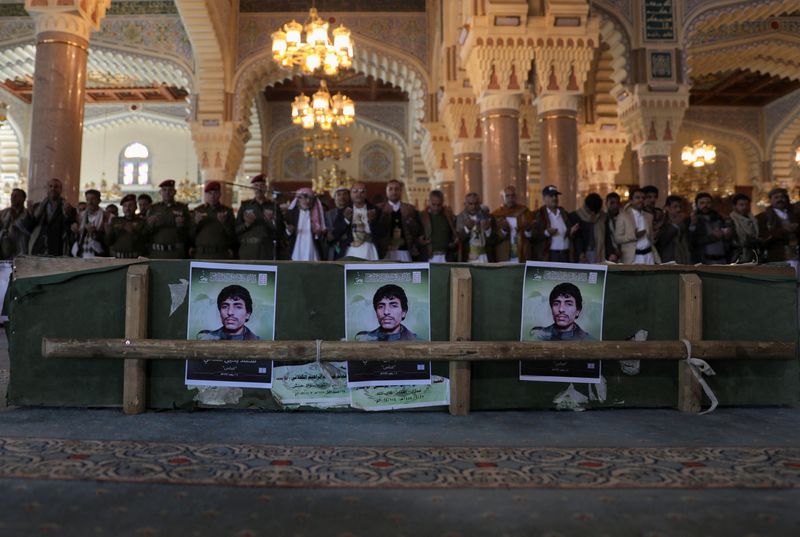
[0,79,189,104]
[690,69,800,106]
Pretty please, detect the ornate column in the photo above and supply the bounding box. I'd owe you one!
[532,34,599,211]
[479,93,521,209]
[578,129,629,196]
[442,92,483,207]
[421,122,455,206]
[452,141,483,205]
[190,121,248,206]
[25,0,110,203]
[618,87,690,195]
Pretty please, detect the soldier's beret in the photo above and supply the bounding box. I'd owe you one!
[159,180,175,188]
[120,194,137,204]
[204,181,221,192]
[251,174,267,184]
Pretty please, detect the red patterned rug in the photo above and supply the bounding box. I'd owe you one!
[1,437,798,489]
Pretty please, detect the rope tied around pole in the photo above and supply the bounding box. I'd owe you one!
[681,338,718,414]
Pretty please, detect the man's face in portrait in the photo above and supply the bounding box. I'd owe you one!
[205,189,221,206]
[220,296,249,335]
[376,296,406,334]
[551,293,580,331]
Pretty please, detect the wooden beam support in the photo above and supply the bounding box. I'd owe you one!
[123,265,149,415]
[449,268,472,416]
[43,339,794,362]
[678,274,703,413]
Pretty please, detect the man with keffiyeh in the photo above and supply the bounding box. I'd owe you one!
[284,187,326,261]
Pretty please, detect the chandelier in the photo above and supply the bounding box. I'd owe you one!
[681,140,717,168]
[313,164,354,196]
[304,129,352,161]
[292,80,355,131]
[670,168,734,201]
[271,7,353,76]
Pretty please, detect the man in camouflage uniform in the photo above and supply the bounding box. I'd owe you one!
[146,179,189,258]
[107,194,149,258]
[191,181,235,259]
[236,174,283,260]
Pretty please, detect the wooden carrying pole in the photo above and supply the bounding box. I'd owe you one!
[449,268,472,416]
[43,339,794,362]
[678,273,702,413]
[123,265,149,415]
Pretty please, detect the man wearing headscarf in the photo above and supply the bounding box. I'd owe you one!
[285,187,326,261]
[72,188,110,257]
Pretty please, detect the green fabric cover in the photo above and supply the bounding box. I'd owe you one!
[7,261,798,410]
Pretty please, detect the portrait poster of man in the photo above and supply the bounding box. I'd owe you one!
[345,263,431,388]
[185,262,277,388]
[520,261,608,384]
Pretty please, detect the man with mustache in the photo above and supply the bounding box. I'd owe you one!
[530,282,591,341]
[355,284,419,341]
[197,285,261,340]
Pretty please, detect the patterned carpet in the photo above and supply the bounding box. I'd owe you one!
[1,437,799,490]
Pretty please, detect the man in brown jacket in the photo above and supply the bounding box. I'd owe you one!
[757,187,798,263]
[531,185,578,263]
[491,185,533,263]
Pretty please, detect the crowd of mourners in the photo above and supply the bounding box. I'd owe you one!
[0,174,797,265]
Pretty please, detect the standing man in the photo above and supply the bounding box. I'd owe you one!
[728,193,760,264]
[757,187,798,263]
[614,188,661,264]
[191,181,236,260]
[72,188,110,257]
[334,182,382,260]
[237,174,283,260]
[28,178,77,256]
[570,193,607,264]
[642,185,665,243]
[0,188,29,259]
[107,194,149,258]
[604,192,622,263]
[455,192,493,263]
[656,195,691,264]
[419,190,457,262]
[491,185,533,263]
[532,185,578,263]
[325,186,351,260]
[689,192,732,264]
[378,180,422,261]
[285,187,326,261]
[146,179,190,259]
